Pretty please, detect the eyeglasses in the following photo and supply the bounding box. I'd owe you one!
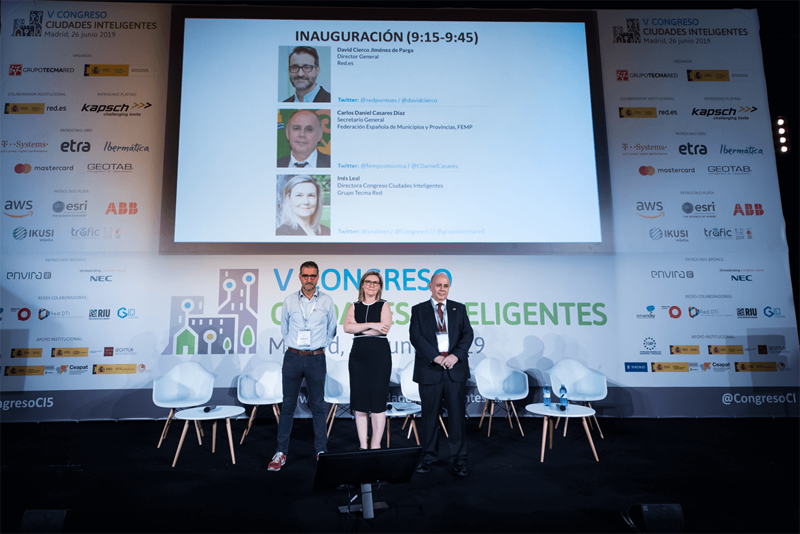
[363,281,381,287]
[289,64,317,73]
[300,274,318,279]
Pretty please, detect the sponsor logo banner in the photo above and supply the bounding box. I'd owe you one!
[50,347,89,357]
[92,364,137,374]
[651,362,690,372]
[619,107,657,118]
[687,69,730,82]
[4,103,45,114]
[670,345,699,355]
[625,362,649,372]
[735,362,777,372]
[4,366,45,376]
[10,348,43,358]
[708,345,743,354]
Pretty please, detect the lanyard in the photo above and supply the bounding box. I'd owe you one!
[299,291,317,326]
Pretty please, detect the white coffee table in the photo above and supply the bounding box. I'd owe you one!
[172,405,245,467]
[385,402,423,447]
[526,403,599,462]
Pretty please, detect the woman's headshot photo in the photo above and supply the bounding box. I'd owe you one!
[275,174,331,236]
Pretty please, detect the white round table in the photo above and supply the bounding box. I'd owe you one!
[385,402,422,447]
[172,405,245,467]
[526,403,599,462]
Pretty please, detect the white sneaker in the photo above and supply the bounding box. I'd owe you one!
[268,452,286,471]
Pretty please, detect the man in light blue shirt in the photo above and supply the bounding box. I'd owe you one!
[268,260,337,471]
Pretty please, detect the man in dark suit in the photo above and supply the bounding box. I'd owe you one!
[283,46,331,103]
[277,110,330,169]
[410,272,474,476]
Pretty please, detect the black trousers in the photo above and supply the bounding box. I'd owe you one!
[418,375,467,466]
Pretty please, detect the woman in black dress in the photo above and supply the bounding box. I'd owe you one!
[343,271,392,449]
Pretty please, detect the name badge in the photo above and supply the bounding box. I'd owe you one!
[437,332,449,353]
[297,330,312,347]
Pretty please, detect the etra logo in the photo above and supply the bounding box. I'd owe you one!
[11,11,43,37]
[612,19,641,43]
[9,65,22,76]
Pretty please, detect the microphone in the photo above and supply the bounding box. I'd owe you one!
[203,405,217,413]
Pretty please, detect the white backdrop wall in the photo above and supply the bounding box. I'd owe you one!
[1,2,797,422]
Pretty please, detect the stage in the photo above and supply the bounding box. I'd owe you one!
[1,415,797,533]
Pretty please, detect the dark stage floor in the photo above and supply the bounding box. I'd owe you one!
[1,414,798,533]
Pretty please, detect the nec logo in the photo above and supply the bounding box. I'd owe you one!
[9,64,22,76]
[733,203,763,216]
[105,202,138,215]
[90,276,112,282]
[617,70,629,81]
[731,275,753,282]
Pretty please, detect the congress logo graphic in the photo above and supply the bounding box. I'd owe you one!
[11,11,43,37]
[612,19,641,43]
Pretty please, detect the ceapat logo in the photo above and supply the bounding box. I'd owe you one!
[733,203,763,216]
[14,164,32,174]
[703,362,732,372]
[639,166,655,176]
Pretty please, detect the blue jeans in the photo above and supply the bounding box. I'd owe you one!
[276,351,328,455]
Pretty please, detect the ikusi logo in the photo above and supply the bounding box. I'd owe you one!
[733,203,763,216]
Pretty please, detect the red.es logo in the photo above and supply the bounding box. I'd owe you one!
[9,65,22,76]
[617,70,629,81]
[733,203,763,216]
[105,202,138,215]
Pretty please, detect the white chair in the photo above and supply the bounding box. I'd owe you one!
[237,362,283,444]
[397,363,449,444]
[473,357,529,437]
[323,359,351,437]
[153,362,216,448]
[546,359,608,439]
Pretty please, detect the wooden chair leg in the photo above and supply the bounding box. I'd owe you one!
[326,404,337,437]
[581,417,599,461]
[172,420,190,468]
[439,415,449,438]
[487,401,495,437]
[554,416,561,429]
[158,409,175,448]
[510,401,524,437]
[226,418,237,464]
[478,399,489,428]
[386,417,391,448]
[194,420,203,445]
[326,403,335,424]
[272,404,280,423]
[549,417,554,449]
[241,405,258,444]
[540,416,548,462]
[588,402,604,438]
[213,420,218,453]
[411,419,420,445]
[197,420,204,437]
[563,417,569,437]
[401,414,410,430]
[504,401,513,428]
[407,415,415,439]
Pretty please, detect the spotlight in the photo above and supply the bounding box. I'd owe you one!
[774,116,790,154]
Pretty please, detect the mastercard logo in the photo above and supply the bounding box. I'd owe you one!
[639,166,655,176]
[14,164,32,174]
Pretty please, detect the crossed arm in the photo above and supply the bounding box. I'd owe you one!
[343,301,392,336]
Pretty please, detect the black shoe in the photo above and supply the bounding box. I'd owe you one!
[452,464,468,477]
[415,462,433,473]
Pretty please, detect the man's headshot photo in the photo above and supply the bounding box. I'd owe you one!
[277,109,331,169]
[279,46,331,103]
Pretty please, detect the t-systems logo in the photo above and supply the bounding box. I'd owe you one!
[637,201,664,218]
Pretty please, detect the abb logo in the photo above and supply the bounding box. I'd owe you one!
[733,203,763,216]
[105,202,138,215]
[9,64,22,76]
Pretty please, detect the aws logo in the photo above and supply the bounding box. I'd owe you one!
[4,200,33,218]
[636,201,664,218]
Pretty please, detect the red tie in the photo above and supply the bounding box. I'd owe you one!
[437,303,447,333]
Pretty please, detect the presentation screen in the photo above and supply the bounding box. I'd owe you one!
[161,6,612,254]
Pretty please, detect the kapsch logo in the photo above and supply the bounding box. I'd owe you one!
[733,203,763,216]
[612,18,641,43]
[14,164,32,174]
[679,143,707,155]
[105,202,138,215]
[691,107,757,120]
[61,140,90,153]
[9,64,22,76]
[636,201,664,218]
[4,200,33,218]
[616,70,629,81]
[11,11,43,37]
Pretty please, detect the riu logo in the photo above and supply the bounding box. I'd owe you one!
[105,202,138,215]
[733,203,763,216]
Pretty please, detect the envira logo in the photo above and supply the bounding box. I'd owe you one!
[679,143,706,155]
[636,201,663,218]
[733,203,763,216]
[11,11,43,37]
[6,271,51,280]
[651,270,693,279]
[61,140,90,153]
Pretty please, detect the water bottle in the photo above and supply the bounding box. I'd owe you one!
[559,384,568,411]
[543,385,551,407]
